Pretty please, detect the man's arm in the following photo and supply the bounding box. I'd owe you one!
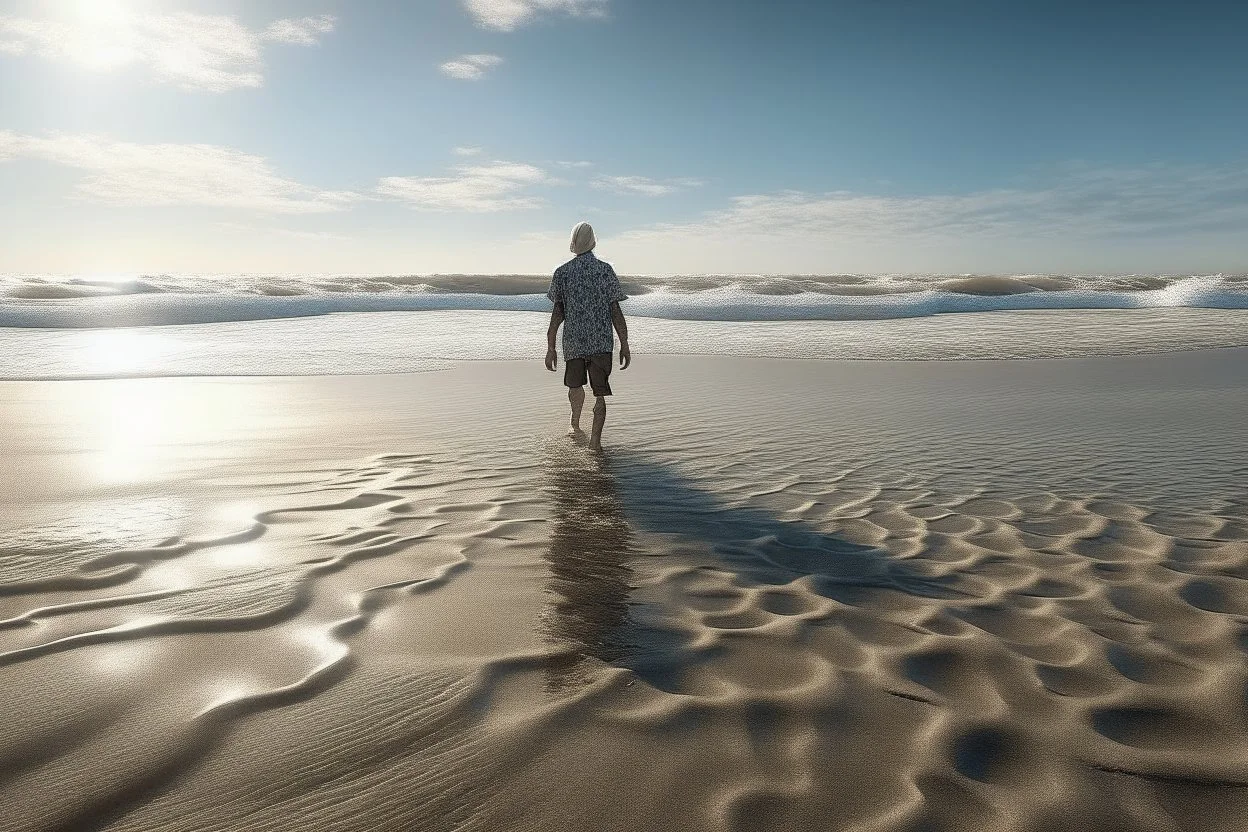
[545,302,565,371]
[611,301,631,369]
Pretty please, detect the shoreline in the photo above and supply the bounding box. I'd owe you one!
[2,343,1247,381]
[2,308,1248,379]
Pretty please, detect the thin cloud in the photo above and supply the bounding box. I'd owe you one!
[439,53,503,80]
[0,131,358,213]
[555,160,594,169]
[262,15,337,46]
[462,0,608,32]
[0,11,336,92]
[0,131,18,160]
[591,174,703,197]
[377,160,548,212]
[610,162,1248,270]
[453,146,485,157]
[215,222,349,241]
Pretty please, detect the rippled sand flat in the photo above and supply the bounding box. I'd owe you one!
[1,351,1246,832]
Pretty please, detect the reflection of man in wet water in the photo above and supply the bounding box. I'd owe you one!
[540,446,634,688]
[544,222,631,451]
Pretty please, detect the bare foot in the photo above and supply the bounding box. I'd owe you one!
[568,425,584,436]
[588,438,602,452]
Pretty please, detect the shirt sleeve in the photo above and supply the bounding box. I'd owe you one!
[606,265,628,303]
[546,269,563,305]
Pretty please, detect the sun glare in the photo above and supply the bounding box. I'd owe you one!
[74,0,130,24]
[93,382,172,483]
[55,366,292,487]
[84,328,167,376]
[68,0,138,72]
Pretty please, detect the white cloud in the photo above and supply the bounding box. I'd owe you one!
[439,53,503,80]
[591,174,703,197]
[0,10,336,92]
[0,131,358,213]
[555,160,594,169]
[0,131,19,161]
[462,0,608,32]
[377,160,548,212]
[453,146,484,157]
[215,222,349,241]
[609,163,1248,272]
[262,15,337,46]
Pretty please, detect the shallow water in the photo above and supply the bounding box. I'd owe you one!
[2,308,1248,379]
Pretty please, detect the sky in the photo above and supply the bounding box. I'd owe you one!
[1,0,1246,275]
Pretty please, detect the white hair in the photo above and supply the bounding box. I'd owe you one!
[570,221,596,255]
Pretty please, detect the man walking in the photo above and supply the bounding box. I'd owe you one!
[544,222,631,451]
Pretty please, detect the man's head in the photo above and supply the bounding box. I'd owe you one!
[570,221,596,255]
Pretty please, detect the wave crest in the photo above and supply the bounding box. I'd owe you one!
[1,273,1245,328]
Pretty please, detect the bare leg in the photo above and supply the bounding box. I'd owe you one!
[589,395,607,450]
[568,386,585,433]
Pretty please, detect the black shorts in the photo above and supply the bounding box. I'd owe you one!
[564,352,613,396]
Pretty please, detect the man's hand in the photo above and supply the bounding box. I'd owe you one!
[619,341,631,370]
[546,302,564,372]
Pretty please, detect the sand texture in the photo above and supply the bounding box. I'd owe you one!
[0,351,1246,832]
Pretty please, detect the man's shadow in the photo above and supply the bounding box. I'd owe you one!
[539,448,961,690]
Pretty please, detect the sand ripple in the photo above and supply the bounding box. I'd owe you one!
[0,434,1246,830]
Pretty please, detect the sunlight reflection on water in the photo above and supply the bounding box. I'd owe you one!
[55,378,295,486]
[94,383,172,483]
[83,328,173,377]
[4,309,1247,379]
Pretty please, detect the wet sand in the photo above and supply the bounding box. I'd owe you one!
[1,351,1246,832]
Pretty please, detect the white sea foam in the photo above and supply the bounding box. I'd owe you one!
[0,273,1245,328]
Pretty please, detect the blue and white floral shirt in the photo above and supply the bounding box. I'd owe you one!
[547,252,628,360]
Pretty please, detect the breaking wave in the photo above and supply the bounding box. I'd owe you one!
[0,272,1246,328]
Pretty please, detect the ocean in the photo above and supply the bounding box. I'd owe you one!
[2,272,1246,378]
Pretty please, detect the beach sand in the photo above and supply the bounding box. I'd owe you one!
[1,350,1246,832]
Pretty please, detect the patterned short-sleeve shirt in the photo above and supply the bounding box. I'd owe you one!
[547,251,628,360]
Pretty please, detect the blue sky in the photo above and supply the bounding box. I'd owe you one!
[1,0,1246,275]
